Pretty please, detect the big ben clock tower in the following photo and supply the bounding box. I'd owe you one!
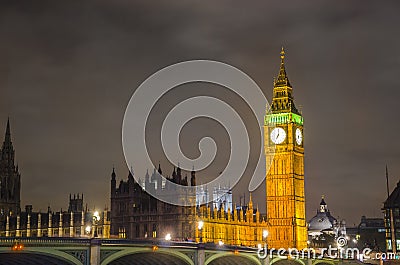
[265,48,307,249]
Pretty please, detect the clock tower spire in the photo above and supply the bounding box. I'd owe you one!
[275,46,291,87]
[264,48,307,249]
[270,47,299,115]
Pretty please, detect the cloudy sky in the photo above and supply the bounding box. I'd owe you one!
[1,0,400,225]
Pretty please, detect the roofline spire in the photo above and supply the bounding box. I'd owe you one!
[386,165,390,199]
[274,46,291,87]
[5,117,11,140]
[158,163,162,174]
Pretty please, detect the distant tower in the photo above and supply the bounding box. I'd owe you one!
[319,196,328,213]
[190,167,196,186]
[68,193,84,212]
[111,167,116,196]
[176,166,182,185]
[264,48,307,249]
[0,118,21,216]
[172,167,177,184]
[157,164,162,190]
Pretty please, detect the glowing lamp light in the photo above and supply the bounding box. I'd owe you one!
[263,230,269,239]
[12,243,23,251]
[85,225,91,234]
[218,240,224,246]
[152,245,158,251]
[198,220,204,230]
[93,211,101,221]
[234,249,239,255]
[165,233,171,241]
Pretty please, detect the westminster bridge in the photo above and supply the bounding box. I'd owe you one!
[0,237,365,265]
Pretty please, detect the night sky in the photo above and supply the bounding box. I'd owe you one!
[1,1,400,225]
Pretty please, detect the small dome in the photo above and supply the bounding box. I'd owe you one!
[308,212,336,232]
[308,196,337,233]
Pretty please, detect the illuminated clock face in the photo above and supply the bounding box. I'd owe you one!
[295,128,302,145]
[270,127,286,144]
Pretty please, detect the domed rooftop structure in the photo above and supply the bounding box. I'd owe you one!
[308,196,337,236]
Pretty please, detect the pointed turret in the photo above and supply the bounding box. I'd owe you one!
[111,167,116,197]
[177,165,182,184]
[191,166,196,186]
[1,118,15,162]
[248,193,253,210]
[145,169,152,190]
[270,47,299,114]
[319,195,328,213]
[5,117,11,143]
[111,167,116,180]
[158,163,162,175]
[182,175,188,186]
[172,166,176,184]
[274,47,291,87]
[0,118,20,214]
[127,167,135,191]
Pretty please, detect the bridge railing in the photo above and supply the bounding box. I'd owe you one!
[0,237,91,246]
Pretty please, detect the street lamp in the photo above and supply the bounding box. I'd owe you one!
[165,233,172,241]
[85,225,91,236]
[198,221,204,243]
[92,211,101,238]
[262,230,269,260]
[263,230,269,249]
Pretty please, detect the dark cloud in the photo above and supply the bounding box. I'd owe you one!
[1,0,399,224]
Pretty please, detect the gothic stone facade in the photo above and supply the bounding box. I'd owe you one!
[0,194,111,238]
[0,119,21,217]
[110,166,196,240]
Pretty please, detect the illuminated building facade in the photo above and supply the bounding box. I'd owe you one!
[0,194,110,238]
[111,49,309,248]
[264,48,307,249]
[195,194,268,247]
[110,166,268,247]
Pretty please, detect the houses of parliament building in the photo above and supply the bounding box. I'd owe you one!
[110,48,307,248]
[1,48,307,249]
